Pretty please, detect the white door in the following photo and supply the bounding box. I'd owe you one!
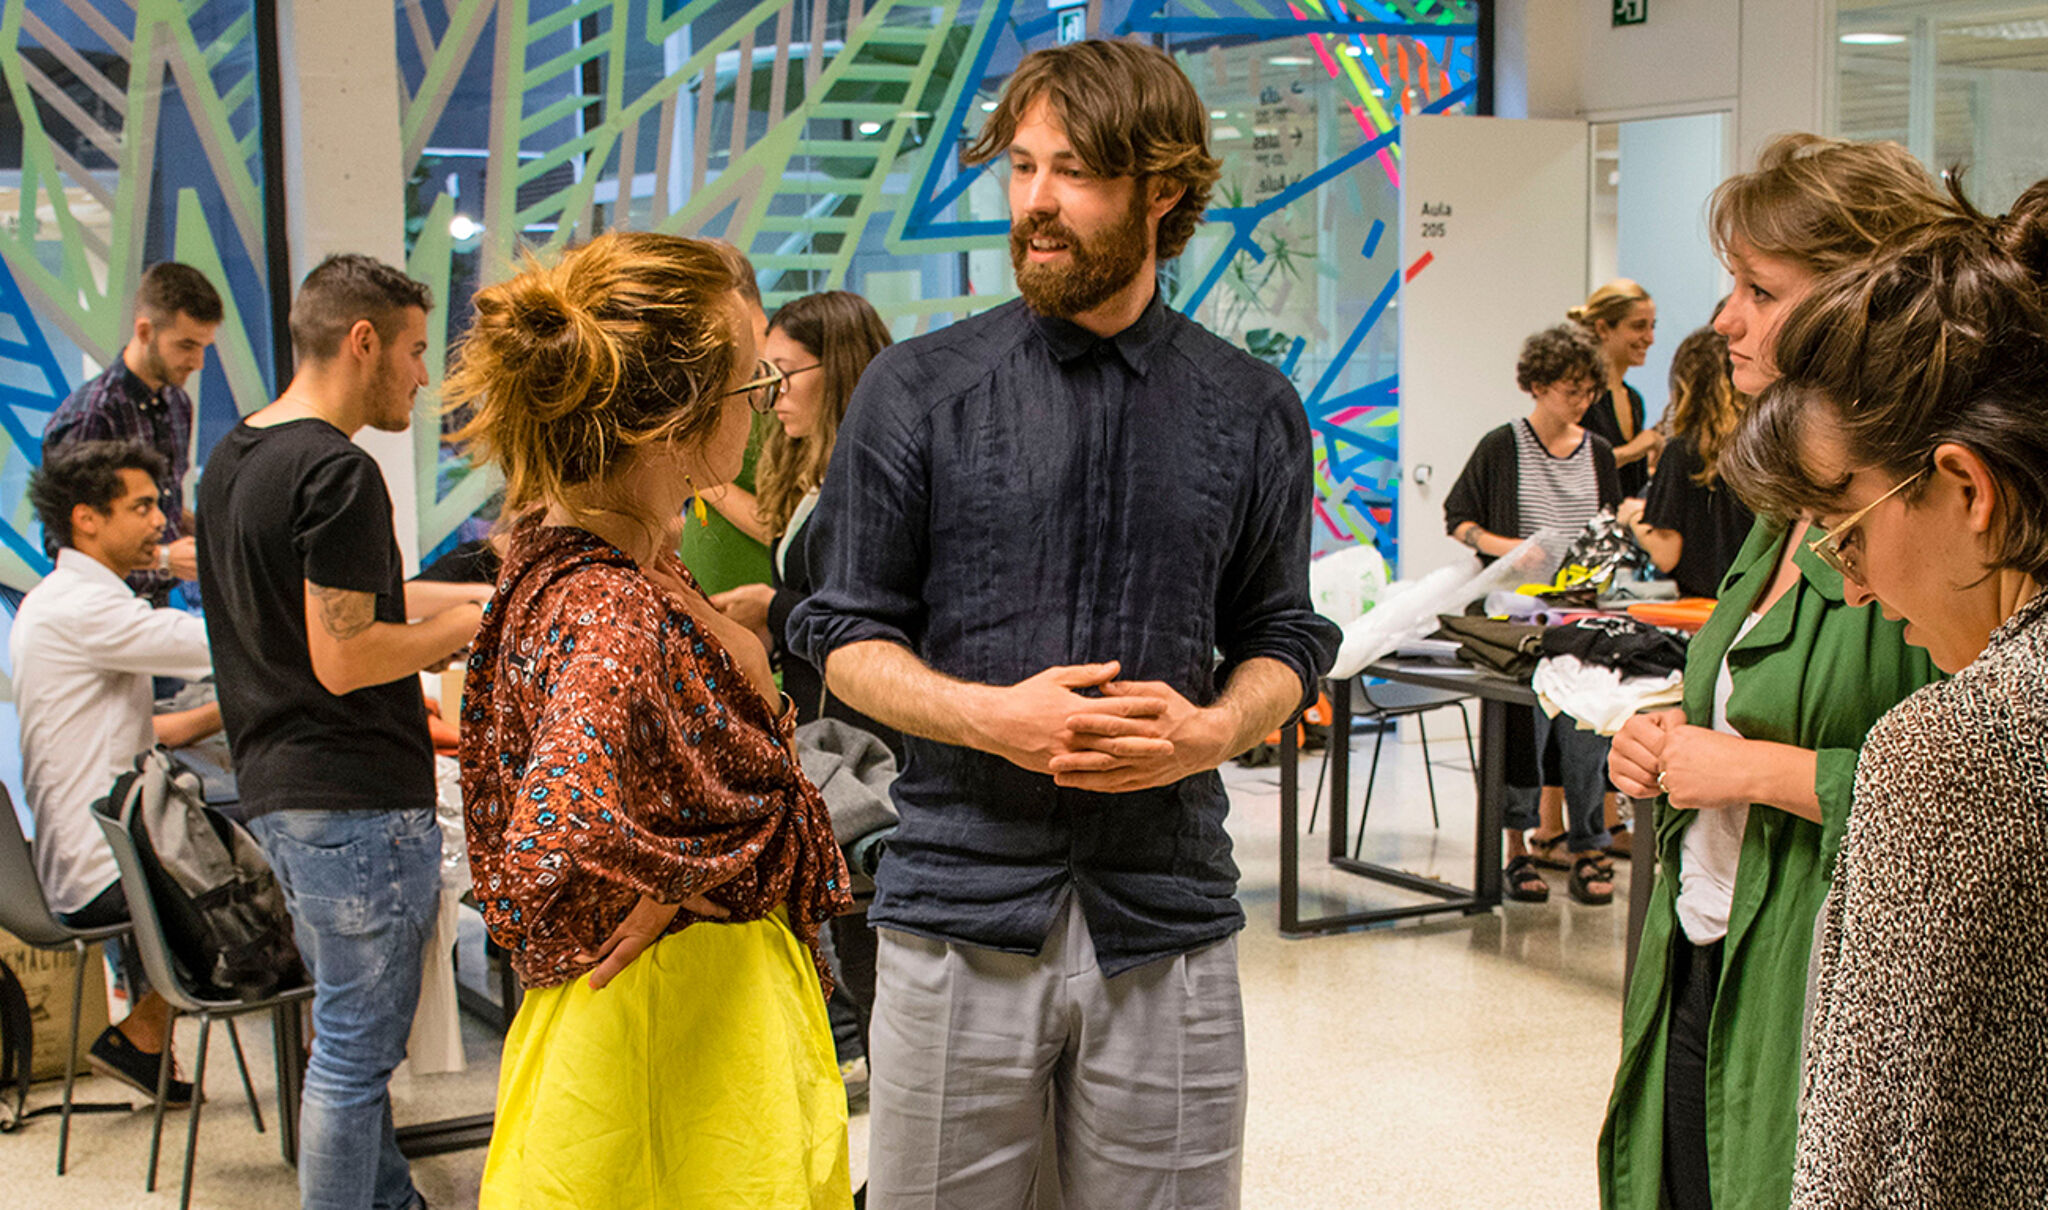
[1397,114,1590,579]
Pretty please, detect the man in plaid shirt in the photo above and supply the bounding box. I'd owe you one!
[42,262,221,605]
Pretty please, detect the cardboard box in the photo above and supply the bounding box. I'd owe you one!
[0,927,111,1081]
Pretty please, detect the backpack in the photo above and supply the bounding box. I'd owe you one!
[96,749,304,1001]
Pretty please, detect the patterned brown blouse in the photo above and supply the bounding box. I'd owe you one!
[460,521,852,991]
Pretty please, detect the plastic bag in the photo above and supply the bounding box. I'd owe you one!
[1328,530,1574,680]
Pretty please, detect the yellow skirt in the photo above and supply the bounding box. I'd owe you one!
[479,913,852,1210]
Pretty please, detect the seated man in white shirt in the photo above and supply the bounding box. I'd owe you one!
[11,440,222,1105]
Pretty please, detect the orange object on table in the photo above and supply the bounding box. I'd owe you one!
[1626,598,1718,633]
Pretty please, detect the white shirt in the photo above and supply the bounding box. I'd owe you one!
[1675,611,1762,946]
[10,548,212,914]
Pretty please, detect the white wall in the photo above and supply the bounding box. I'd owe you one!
[276,0,421,572]
[1495,0,1829,167]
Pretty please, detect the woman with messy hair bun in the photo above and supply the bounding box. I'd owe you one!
[1721,178,2048,1207]
[449,231,855,1209]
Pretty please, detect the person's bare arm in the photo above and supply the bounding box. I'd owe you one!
[699,483,773,546]
[822,640,1163,774]
[1631,524,1684,573]
[403,578,493,620]
[151,702,223,749]
[1613,428,1665,468]
[304,582,482,697]
[1052,657,1304,793]
[1452,521,1525,560]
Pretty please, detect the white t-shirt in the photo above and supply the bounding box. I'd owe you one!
[10,548,212,913]
[1674,611,1762,946]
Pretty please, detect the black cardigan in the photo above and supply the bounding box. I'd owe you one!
[767,509,906,762]
[1442,420,1621,563]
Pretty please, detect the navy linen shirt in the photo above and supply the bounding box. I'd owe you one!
[789,289,1340,975]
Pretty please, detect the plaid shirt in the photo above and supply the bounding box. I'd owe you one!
[42,358,192,603]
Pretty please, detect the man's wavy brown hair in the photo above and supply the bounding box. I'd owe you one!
[963,39,1220,261]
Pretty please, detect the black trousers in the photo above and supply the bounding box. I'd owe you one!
[1663,935,1722,1210]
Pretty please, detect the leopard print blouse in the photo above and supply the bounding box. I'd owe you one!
[1792,589,2048,1206]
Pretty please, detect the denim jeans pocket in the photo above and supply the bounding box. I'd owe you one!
[265,820,376,936]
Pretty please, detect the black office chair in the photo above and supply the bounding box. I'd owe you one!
[0,788,133,1172]
[95,813,313,1210]
[1304,678,1477,853]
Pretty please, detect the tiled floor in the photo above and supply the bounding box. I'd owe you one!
[5,727,1628,1208]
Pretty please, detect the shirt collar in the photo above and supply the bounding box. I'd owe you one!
[116,359,168,414]
[55,546,137,594]
[1029,281,1171,377]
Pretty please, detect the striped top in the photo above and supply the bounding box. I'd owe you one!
[1513,418,1603,538]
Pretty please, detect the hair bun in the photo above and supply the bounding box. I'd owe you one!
[1997,179,2048,293]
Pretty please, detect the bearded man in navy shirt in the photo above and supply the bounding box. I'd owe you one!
[790,39,1338,1210]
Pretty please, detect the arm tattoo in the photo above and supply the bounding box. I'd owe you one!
[309,583,378,641]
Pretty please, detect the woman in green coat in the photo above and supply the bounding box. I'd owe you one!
[1596,134,1950,1210]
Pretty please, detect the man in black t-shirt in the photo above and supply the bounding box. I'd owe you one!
[197,254,486,1210]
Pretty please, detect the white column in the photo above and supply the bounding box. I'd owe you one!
[275,0,422,572]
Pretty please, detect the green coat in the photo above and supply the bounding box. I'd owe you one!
[1598,519,1938,1210]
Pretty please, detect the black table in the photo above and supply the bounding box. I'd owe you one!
[1278,659,1537,936]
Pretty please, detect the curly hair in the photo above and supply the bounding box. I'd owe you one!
[1664,325,1745,486]
[29,439,169,549]
[962,39,1220,261]
[1516,324,1603,395]
[444,231,742,515]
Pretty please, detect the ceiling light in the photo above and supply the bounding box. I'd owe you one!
[1209,109,1227,119]
[1342,44,1361,56]
[1839,32,1906,45]
[858,121,883,135]
[1266,55,1314,67]
[448,214,483,240]
[1947,19,2048,40]
[979,100,997,111]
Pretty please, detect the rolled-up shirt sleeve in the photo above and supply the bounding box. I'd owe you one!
[787,351,932,669]
[1214,385,1342,713]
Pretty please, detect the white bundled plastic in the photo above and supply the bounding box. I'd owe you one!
[1327,529,1576,680]
[1308,543,1392,626]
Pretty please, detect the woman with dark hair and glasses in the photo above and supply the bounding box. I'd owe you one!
[1720,178,2048,1207]
[445,231,853,1208]
[708,291,898,750]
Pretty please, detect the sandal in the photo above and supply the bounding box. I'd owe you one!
[1525,831,1572,870]
[1504,855,1550,903]
[1569,856,1616,906]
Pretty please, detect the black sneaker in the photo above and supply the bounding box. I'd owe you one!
[87,1026,193,1107]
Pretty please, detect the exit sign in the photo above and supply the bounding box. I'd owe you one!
[1614,0,1646,25]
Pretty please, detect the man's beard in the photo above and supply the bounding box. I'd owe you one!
[1010,192,1152,319]
[141,335,186,389]
[365,358,416,433]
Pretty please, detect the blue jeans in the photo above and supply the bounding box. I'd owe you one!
[249,807,440,1210]
[1505,708,1615,853]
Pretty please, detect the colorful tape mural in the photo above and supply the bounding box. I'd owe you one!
[399,0,1481,566]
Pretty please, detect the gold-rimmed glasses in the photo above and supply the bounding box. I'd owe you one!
[1806,466,1928,584]
[719,359,787,414]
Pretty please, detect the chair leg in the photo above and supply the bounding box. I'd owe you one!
[178,1017,211,1210]
[1418,713,1442,830]
[1458,702,1478,772]
[57,940,87,1174]
[1352,721,1390,859]
[147,1010,176,1192]
[225,1018,263,1133]
[1306,739,1334,833]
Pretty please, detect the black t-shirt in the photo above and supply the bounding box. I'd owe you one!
[196,419,433,816]
[1641,434,1756,598]
[1584,383,1650,499]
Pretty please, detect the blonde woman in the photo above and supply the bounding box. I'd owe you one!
[1570,278,1662,497]
[448,231,854,1209]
